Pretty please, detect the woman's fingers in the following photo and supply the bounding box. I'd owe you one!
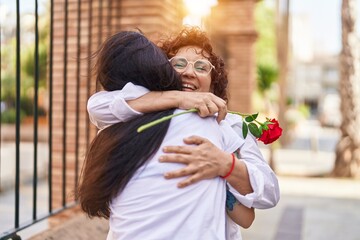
[159,153,189,164]
[177,173,204,188]
[159,135,228,188]
[163,165,215,188]
[162,145,193,154]
[182,135,207,145]
[163,165,197,179]
[178,92,227,119]
[195,104,211,117]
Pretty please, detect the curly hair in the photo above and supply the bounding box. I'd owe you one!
[158,27,229,102]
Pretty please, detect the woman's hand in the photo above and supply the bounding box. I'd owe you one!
[128,91,227,122]
[159,135,233,188]
[175,92,227,122]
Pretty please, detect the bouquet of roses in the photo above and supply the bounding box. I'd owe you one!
[137,109,282,145]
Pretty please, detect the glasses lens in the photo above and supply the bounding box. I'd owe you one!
[193,60,212,74]
[170,57,188,71]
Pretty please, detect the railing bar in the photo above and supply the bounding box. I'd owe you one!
[95,0,103,91]
[33,0,40,221]
[62,0,69,207]
[15,0,21,229]
[107,0,112,35]
[48,0,54,213]
[86,0,93,148]
[75,0,82,191]
[116,0,121,31]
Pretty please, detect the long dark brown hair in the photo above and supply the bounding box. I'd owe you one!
[77,31,182,219]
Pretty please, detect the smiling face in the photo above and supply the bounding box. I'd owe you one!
[173,46,212,93]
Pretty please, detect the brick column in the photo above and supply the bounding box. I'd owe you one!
[119,0,184,41]
[209,0,258,113]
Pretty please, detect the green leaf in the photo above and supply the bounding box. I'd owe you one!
[242,122,248,138]
[245,113,259,122]
[248,123,262,138]
[245,115,254,122]
[251,113,259,120]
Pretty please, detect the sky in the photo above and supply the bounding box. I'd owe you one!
[291,0,343,55]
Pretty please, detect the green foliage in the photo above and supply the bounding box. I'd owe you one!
[21,43,48,88]
[297,104,311,119]
[1,108,25,124]
[1,11,49,123]
[255,1,277,65]
[257,63,278,95]
[1,74,16,107]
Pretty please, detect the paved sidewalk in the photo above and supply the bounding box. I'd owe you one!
[242,176,360,240]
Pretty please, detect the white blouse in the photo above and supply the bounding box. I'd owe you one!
[87,82,280,209]
[107,111,241,240]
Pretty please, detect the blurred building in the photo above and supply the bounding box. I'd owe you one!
[288,13,340,123]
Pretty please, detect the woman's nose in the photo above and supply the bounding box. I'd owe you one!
[182,63,196,76]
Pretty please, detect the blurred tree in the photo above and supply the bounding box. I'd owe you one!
[275,0,290,146]
[255,1,281,171]
[1,9,48,123]
[255,2,278,66]
[255,1,279,97]
[257,64,278,96]
[332,0,360,178]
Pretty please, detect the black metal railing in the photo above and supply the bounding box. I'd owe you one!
[0,0,116,239]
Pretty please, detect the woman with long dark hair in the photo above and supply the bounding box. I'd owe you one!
[78,31,253,240]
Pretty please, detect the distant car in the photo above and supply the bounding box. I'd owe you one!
[318,93,341,127]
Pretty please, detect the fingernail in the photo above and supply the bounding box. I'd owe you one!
[163,147,168,152]
[159,156,164,162]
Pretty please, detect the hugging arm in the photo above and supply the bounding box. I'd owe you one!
[87,83,227,128]
[87,83,280,209]
[160,128,280,209]
[226,117,280,209]
[226,190,255,229]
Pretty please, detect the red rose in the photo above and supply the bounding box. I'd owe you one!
[258,119,282,144]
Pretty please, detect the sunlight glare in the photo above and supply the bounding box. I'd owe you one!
[182,0,218,27]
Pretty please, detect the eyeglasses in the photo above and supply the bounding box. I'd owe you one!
[169,57,215,76]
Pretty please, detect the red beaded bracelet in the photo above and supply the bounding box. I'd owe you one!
[220,153,236,179]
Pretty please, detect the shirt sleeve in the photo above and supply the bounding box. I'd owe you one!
[219,120,244,154]
[225,113,280,209]
[87,82,149,130]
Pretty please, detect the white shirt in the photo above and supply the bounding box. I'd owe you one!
[107,111,241,240]
[87,82,280,210]
[88,83,280,240]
